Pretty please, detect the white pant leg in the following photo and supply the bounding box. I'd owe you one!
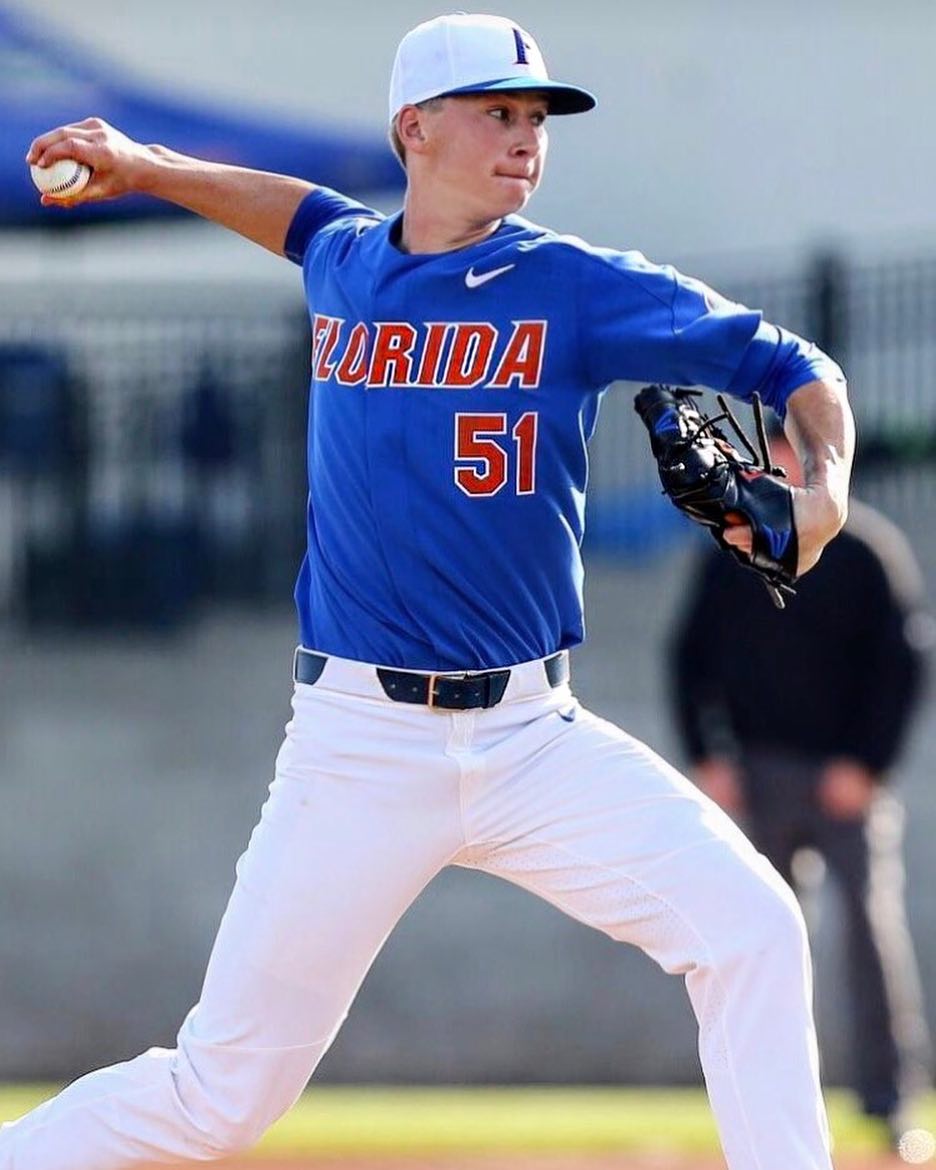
[0,683,463,1169]
[463,696,831,1170]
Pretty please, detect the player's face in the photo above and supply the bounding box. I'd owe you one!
[422,92,549,218]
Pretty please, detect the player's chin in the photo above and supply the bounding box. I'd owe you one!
[492,174,537,211]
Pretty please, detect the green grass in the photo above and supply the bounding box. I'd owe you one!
[2,1084,934,1157]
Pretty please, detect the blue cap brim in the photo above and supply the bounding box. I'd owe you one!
[441,77,597,115]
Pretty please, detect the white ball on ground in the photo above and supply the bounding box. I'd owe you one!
[29,159,91,198]
[898,1128,936,1165]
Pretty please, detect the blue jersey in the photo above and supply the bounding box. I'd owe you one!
[285,188,839,671]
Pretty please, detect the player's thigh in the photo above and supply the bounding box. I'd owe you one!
[195,684,462,1046]
[475,703,797,975]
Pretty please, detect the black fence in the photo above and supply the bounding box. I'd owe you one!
[730,251,936,438]
[0,282,309,629]
[1,248,934,629]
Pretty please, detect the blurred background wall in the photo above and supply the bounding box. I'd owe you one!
[9,0,936,265]
[0,0,934,1087]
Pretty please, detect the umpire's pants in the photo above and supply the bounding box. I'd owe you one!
[741,747,931,1118]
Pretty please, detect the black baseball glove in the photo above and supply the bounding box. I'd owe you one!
[634,385,798,608]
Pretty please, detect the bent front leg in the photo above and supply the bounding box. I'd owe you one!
[470,705,832,1170]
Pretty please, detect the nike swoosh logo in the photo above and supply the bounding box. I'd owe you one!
[465,263,515,289]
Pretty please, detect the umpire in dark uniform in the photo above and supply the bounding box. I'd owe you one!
[668,427,932,1146]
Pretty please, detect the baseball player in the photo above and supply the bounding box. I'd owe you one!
[8,14,854,1170]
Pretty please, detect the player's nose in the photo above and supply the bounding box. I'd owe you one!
[509,138,537,162]
[510,118,543,157]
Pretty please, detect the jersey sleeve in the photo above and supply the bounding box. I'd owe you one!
[575,247,843,415]
[284,187,383,265]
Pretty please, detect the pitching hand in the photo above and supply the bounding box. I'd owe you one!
[26,118,153,205]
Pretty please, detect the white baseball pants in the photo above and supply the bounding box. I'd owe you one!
[0,652,832,1170]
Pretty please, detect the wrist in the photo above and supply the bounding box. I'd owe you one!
[134,144,194,197]
[800,483,847,537]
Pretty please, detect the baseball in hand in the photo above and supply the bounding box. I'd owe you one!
[30,158,91,198]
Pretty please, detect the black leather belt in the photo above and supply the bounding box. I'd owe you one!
[293,648,569,711]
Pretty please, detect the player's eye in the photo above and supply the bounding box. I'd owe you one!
[488,107,509,121]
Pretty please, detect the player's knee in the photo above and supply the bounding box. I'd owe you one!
[736,863,809,970]
[169,1052,302,1160]
[190,1110,269,1160]
[172,1092,279,1161]
[690,853,807,979]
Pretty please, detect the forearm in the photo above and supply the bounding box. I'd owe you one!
[27,118,314,257]
[784,376,855,538]
[139,146,314,256]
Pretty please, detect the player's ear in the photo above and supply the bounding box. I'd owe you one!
[397,106,430,155]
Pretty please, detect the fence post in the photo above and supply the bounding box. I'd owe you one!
[809,250,848,360]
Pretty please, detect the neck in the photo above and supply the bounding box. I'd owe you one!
[398,185,501,254]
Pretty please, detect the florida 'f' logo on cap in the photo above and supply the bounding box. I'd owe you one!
[512,27,531,65]
[388,13,596,121]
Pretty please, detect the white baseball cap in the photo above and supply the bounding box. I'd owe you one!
[389,13,596,122]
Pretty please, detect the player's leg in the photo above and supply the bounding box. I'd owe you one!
[0,679,463,1170]
[465,696,831,1170]
[817,791,931,1124]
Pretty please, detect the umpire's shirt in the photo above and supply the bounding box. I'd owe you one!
[670,500,930,776]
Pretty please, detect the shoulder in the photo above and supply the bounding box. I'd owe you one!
[504,217,686,308]
[509,218,665,274]
[285,187,386,266]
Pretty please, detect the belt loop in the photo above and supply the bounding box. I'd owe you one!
[426,673,440,711]
[545,651,570,689]
[294,648,327,687]
[485,671,510,707]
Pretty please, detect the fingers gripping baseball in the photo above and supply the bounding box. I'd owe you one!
[26,118,150,205]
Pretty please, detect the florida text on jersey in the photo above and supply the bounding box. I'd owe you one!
[286,188,840,671]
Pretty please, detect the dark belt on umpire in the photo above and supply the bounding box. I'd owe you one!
[293,648,569,711]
